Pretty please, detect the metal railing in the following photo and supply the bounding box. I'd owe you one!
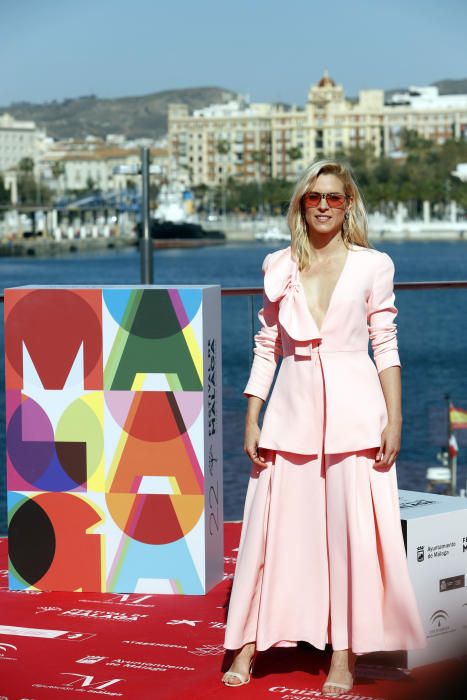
[3,279,467,306]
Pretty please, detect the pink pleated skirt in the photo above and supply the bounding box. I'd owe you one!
[223,447,427,654]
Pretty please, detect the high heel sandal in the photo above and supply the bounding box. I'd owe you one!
[322,678,354,697]
[322,659,356,696]
[222,648,258,686]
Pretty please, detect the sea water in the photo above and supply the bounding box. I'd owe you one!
[1,240,467,534]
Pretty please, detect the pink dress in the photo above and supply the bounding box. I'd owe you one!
[223,244,427,654]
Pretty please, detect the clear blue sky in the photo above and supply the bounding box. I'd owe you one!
[1,0,466,106]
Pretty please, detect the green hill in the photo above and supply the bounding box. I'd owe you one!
[0,87,238,140]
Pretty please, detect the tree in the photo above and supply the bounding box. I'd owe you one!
[51,161,65,179]
[86,176,96,192]
[287,146,302,161]
[217,140,231,217]
[18,156,34,173]
[251,150,268,215]
[216,139,230,156]
[0,175,10,205]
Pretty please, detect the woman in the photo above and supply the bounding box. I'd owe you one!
[221,159,427,695]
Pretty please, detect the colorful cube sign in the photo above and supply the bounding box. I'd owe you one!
[5,285,223,594]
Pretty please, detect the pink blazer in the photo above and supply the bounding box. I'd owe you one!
[243,243,401,454]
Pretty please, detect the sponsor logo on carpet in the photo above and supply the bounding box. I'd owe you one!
[33,673,124,696]
[0,625,95,642]
[76,656,108,665]
[36,606,148,622]
[167,618,202,627]
[61,632,97,642]
[122,640,188,649]
[188,643,226,656]
[36,606,62,614]
[75,658,195,673]
[78,594,155,608]
[268,686,388,699]
[0,642,17,661]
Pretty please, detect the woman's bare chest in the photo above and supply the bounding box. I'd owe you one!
[298,251,350,333]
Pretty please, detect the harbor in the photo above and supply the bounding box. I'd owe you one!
[1,205,467,257]
[1,8,466,693]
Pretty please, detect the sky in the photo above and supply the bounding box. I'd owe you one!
[0,0,466,107]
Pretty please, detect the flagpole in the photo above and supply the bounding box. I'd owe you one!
[447,396,457,495]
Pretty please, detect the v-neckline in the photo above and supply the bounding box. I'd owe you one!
[296,245,353,335]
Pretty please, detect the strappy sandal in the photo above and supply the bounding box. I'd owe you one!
[222,650,257,686]
[322,679,354,696]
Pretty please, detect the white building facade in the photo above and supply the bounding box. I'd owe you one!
[0,113,47,174]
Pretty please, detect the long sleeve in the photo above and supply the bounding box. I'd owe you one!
[243,254,283,401]
[367,252,401,374]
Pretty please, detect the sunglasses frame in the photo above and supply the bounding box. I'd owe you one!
[302,191,351,209]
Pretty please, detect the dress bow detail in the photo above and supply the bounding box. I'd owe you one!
[263,247,322,351]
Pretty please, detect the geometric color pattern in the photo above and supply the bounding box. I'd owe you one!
[4,285,224,595]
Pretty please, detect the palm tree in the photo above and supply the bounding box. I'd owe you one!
[18,157,34,173]
[251,150,267,215]
[217,139,231,219]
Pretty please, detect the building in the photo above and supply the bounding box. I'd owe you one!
[40,140,169,193]
[168,73,467,187]
[0,113,47,174]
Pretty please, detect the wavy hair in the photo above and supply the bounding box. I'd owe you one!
[287,159,372,270]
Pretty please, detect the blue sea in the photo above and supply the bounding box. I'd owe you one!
[1,240,467,535]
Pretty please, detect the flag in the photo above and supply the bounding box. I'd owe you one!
[449,433,459,457]
[449,405,467,430]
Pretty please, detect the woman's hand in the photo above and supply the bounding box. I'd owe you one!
[244,420,267,467]
[374,419,401,468]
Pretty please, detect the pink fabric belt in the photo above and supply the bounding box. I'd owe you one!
[293,345,368,357]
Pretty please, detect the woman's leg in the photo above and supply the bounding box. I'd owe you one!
[223,449,329,653]
[323,648,357,696]
[324,448,426,653]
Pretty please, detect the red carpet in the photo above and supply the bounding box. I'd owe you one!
[0,526,464,700]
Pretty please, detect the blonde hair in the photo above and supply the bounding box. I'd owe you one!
[287,159,373,270]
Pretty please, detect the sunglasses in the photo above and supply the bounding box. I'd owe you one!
[302,191,350,209]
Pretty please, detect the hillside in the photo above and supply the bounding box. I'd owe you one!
[433,78,467,94]
[0,87,237,140]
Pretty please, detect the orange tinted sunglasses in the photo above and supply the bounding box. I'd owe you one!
[303,191,350,208]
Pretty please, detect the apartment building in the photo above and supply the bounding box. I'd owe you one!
[168,73,467,187]
[0,113,47,174]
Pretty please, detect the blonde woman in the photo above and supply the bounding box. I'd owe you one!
[222,160,426,695]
